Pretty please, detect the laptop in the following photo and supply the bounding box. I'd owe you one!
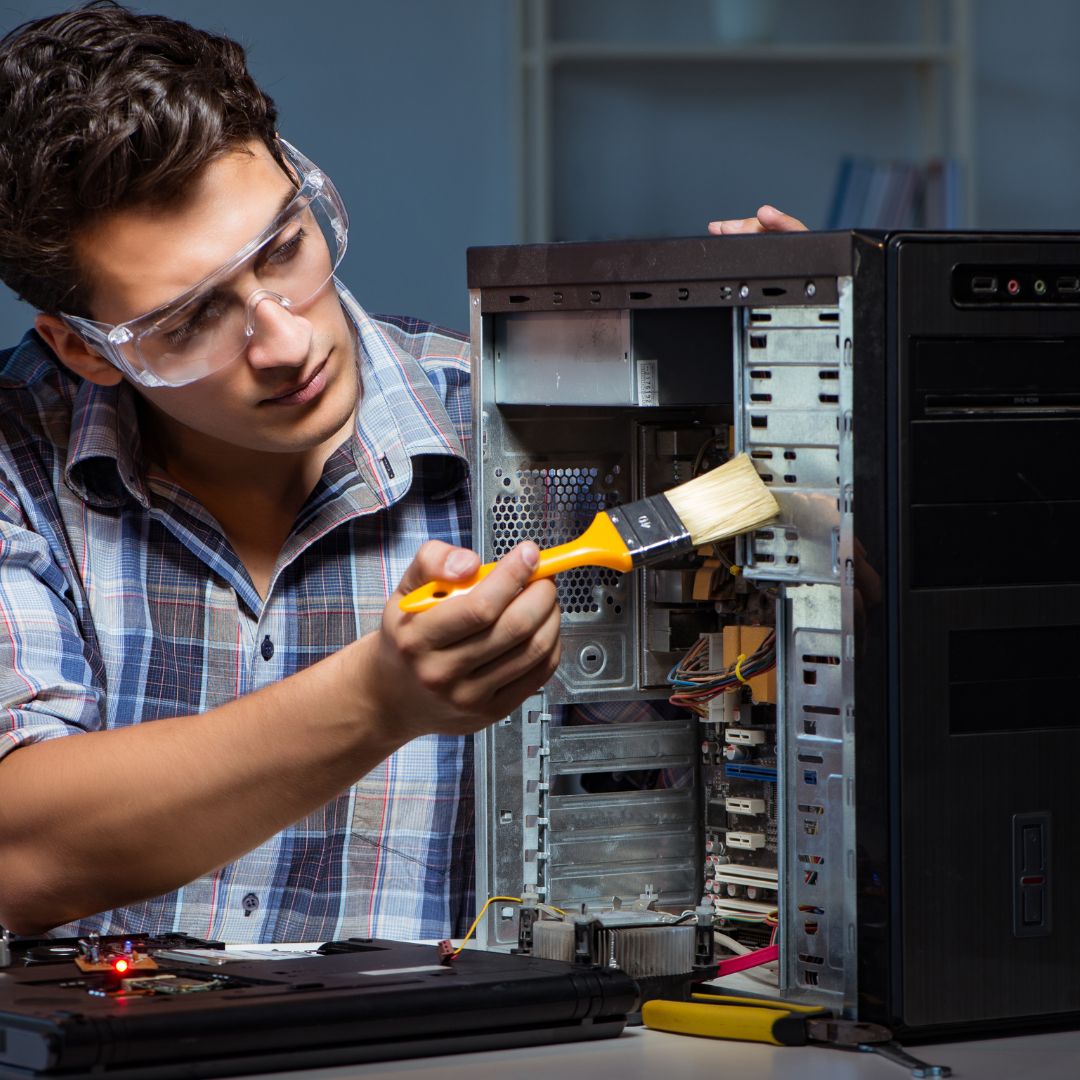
[0,934,638,1079]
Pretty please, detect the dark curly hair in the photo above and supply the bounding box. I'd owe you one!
[0,1,281,316]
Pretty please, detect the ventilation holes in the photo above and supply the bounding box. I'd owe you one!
[490,466,621,615]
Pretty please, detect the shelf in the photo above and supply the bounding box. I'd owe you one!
[528,42,958,67]
[517,0,974,241]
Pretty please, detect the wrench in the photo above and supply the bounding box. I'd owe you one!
[858,1038,952,1077]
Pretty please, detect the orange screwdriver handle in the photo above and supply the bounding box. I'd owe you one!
[399,512,634,613]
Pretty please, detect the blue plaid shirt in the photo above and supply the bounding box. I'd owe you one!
[0,287,475,942]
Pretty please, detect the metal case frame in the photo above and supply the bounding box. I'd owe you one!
[467,231,1080,1037]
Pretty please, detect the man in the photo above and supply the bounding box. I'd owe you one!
[0,2,560,941]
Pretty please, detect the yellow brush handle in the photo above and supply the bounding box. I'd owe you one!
[642,999,803,1046]
[399,512,634,613]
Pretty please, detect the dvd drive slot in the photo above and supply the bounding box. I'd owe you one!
[924,392,1080,416]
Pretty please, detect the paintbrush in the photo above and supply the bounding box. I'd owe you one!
[399,452,780,613]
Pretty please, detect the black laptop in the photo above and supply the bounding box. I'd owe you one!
[0,934,638,1079]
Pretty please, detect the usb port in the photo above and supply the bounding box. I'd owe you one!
[1057,276,1080,293]
[971,275,998,293]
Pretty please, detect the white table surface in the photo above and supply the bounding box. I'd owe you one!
[253,1023,1080,1080]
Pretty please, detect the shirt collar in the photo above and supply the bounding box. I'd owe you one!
[64,282,468,511]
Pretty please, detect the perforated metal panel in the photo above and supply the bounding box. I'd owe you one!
[489,464,626,619]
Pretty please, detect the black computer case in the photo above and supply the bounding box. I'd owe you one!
[465,231,1080,1037]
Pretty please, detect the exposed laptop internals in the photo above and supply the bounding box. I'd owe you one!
[0,935,638,1079]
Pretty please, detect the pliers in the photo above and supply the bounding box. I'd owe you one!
[642,990,952,1077]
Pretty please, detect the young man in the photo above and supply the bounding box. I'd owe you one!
[0,3,560,941]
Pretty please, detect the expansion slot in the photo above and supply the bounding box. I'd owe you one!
[713,864,779,889]
[724,763,778,783]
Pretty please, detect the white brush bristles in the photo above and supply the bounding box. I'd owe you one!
[664,452,780,545]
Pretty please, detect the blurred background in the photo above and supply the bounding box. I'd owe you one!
[0,0,1075,339]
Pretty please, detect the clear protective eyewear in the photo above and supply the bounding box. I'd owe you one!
[60,139,348,388]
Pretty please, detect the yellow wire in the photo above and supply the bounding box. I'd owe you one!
[451,896,522,957]
[734,653,749,684]
[449,896,569,957]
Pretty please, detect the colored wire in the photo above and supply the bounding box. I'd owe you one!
[713,932,779,987]
[667,630,776,717]
[450,897,569,958]
[715,942,779,978]
[450,896,521,957]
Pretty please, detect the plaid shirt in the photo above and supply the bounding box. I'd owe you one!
[0,287,475,942]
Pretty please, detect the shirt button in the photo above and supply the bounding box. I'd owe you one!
[242,892,260,916]
[260,635,274,661]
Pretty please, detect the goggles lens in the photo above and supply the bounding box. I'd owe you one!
[61,141,348,388]
[129,187,344,384]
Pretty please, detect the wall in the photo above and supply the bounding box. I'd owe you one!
[0,0,1078,347]
[0,0,517,343]
[974,0,1080,228]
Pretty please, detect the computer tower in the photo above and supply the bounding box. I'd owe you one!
[465,231,1080,1037]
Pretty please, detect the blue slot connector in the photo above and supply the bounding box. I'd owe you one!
[724,763,778,783]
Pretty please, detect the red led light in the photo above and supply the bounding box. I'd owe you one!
[114,959,130,974]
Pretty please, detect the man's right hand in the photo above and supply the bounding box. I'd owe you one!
[708,204,809,234]
[358,540,562,747]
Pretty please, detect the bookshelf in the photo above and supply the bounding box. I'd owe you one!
[516,0,973,241]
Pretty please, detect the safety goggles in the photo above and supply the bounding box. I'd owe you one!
[60,139,348,388]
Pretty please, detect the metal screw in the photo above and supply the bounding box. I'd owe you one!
[805,281,817,297]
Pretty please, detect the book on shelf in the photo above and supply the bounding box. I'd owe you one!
[825,156,963,230]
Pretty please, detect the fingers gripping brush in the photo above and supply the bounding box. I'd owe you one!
[400,453,780,613]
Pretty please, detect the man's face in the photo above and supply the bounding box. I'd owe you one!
[73,140,359,460]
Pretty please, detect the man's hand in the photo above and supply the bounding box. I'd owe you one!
[707,204,809,234]
[360,540,562,747]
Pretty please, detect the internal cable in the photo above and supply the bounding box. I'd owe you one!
[667,631,776,717]
[450,896,522,958]
[449,897,568,958]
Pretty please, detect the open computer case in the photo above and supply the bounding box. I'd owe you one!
[466,230,1080,1038]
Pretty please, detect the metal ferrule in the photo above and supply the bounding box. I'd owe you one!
[607,492,693,566]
